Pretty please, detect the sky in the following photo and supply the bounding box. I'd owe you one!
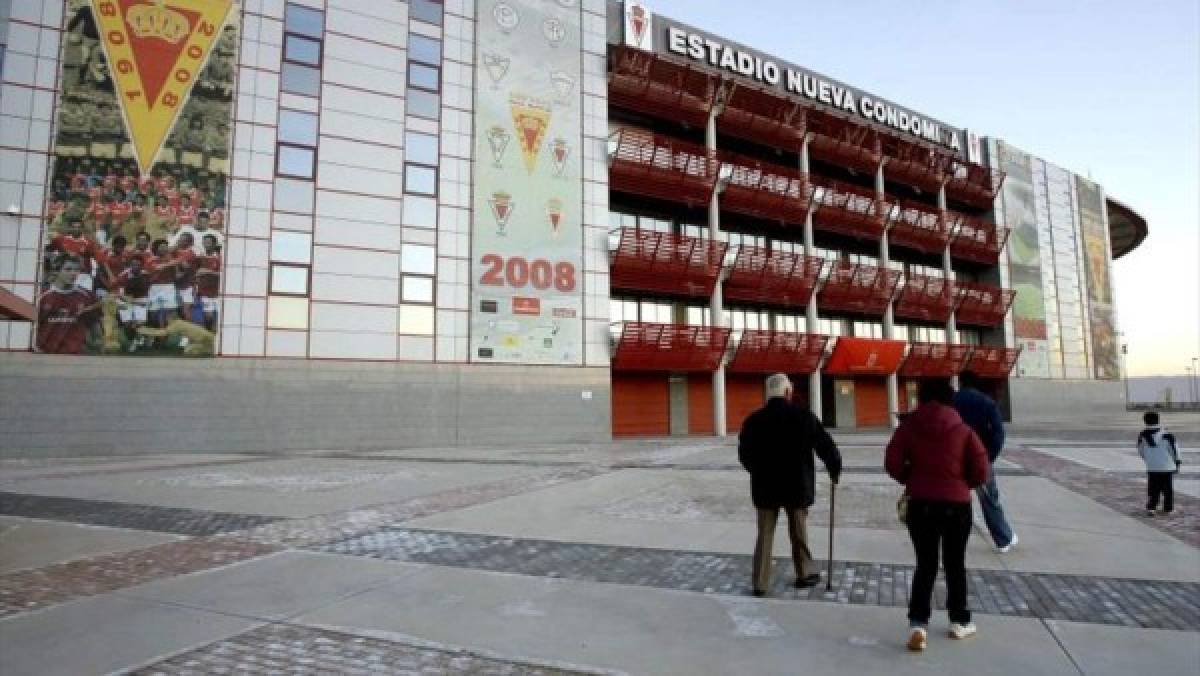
[642,0,1200,377]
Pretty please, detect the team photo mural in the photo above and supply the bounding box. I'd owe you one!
[38,0,239,356]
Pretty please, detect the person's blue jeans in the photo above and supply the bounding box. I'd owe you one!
[976,467,1014,548]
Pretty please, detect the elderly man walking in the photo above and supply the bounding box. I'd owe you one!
[738,373,842,596]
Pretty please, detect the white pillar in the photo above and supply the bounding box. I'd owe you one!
[939,184,958,389]
[800,135,822,419]
[707,110,726,437]
[877,163,899,428]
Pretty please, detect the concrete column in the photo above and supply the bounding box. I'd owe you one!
[938,184,957,342]
[707,109,726,437]
[877,163,899,428]
[800,135,822,419]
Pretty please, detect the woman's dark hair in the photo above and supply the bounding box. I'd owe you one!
[918,378,955,405]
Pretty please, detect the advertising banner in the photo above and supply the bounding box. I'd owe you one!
[1076,176,1119,379]
[470,0,584,365]
[997,141,1050,378]
[37,0,238,356]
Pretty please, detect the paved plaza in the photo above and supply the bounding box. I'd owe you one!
[1,416,1197,675]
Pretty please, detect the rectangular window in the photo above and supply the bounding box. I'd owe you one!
[281,62,320,97]
[408,35,441,67]
[404,131,439,165]
[270,264,310,295]
[401,245,436,275]
[277,110,318,146]
[284,34,322,66]
[402,275,434,303]
[404,163,437,196]
[399,304,435,335]
[268,295,310,329]
[271,231,312,264]
[407,89,440,120]
[277,144,316,179]
[408,62,440,91]
[285,3,325,38]
[409,0,444,26]
[402,196,437,228]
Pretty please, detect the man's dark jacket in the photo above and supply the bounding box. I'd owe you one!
[952,387,1005,462]
[737,397,843,509]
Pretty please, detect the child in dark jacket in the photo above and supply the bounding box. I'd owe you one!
[1137,411,1182,515]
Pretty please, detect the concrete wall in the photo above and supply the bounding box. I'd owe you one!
[1008,377,1125,423]
[0,354,612,456]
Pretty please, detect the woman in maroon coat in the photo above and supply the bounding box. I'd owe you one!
[885,378,989,652]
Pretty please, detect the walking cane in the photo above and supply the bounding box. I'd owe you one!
[826,480,836,591]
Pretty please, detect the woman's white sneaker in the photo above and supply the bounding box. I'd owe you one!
[906,626,928,651]
[997,534,1019,553]
[948,622,977,640]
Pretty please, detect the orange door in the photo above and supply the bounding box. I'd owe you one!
[854,377,889,427]
[687,376,713,435]
[612,373,669,436]
[726,375,764,433]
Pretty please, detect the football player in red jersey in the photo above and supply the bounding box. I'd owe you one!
[113,253,151,351]
[47,219,95,290]
[172,233,198,324]
[36,256,99,354]
[146,238,181,329]
[195,233,222,331]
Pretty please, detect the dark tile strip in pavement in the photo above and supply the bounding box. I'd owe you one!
[1006,446,1199,548]
[128,622,613,676]
[0,491,284,536]
[315,527,1200,632]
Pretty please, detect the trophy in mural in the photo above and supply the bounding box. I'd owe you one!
[546,198,564,238]
[542,17,566,47]
[550,70,575,106]
[487,125,511,168]
[490,191,514,237]
[483,52,510,89]
[493,2,519,33]
[510,95,551,174]
[628,3,649,47]
[550,138,570,177]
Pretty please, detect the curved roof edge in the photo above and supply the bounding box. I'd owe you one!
[1106,197,1148,259]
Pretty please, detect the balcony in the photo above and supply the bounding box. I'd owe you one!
[728,330,829,374]
[809,176,885,241]
[723,245,825,308]
[609,129,721,208]
[887,198,949,254]
[880,133,948,194]
[949,212,1010,265]
[823,336,907,376]
[719,152,811,224]
[955,281,1016,327]
[608,45,718,128]
[611,322,732,372]
[894,273,957,324]
[807,109,881,174]
[609,227,727,299]
[946,157,1005,209]
[718,82,808,150]
[963,345,1022,378]
[817,261,902,317]
[899,342,974,378]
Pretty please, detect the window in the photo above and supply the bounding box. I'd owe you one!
[409,0,444,25]
[407,89,440,120]
[685,306,709,326]
[401,245,436,275]
[405,131,439,165]
[270,264,310,295]
[281,62,320,96]
[399,304,435,335]
[285,4,325,38]
[404,164,437,195]
[408,63,440,91]
[403,196,437,227]
[271,231,312,264]
[278,110,318,146]
[402,275,434,303]
[268,296,309,330]
[408,35,441,66]
[277,144,316,179]
[284,34,322,66]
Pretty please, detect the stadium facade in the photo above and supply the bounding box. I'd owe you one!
[0,0,1149,453]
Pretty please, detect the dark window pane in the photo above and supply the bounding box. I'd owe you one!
[271,265,310,295]
[409,35,441,65]
[285,4,324,38]
[278,110,318,146]
[284,34,321,65]
[281,62,320,96]
[410,0,443,25]
[407,89,439,120]
[405,131,438,165]
[404,164,437,195]
[278,145,315,178]
[409,63,440,91]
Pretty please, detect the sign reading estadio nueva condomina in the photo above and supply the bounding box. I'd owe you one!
[619,2,968,155]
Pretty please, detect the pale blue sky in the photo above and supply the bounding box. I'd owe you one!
[644,0,1199,377]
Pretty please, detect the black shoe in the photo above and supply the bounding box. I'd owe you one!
[752,588,766,597]
[794,573,821,588]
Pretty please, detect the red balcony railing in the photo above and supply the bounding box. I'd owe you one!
[723,246,824,308]
[946,157,1005,209]
[611,322,732,372]
[817,261,902,317]
[809,176,885,241]
[609,227,727,299]
[949,213,1010,265]
[894,273,957,324]
[899,342,974,378]
[608,45,719,128]
[728,330,829,374]
[955,281,1016,327]
[807,109,881,174]
[719,151,811,224]
[880,132,949,194]
[888,198,949,254]
[609,129,721,208]
[963,345,1021,378]
[718,82,808,150]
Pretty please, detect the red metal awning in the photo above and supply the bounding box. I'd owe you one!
[945,157,1005,209]
[609,128,721,208]
[609,227,727,299]
[611,322,732,372]
[823,336,907,376]
[718,82,808,150]
[807,109,881,174]
[0,287,35,321]
[894,273,956,324]
[817,261,902,317]
[728,330,828,374]
[898,342,974,378]
[723,246,824,308]
[963,345,1021,378]
[887,198,949,254]
[809,176,885,241]
[719,151,811,224]
[608,45,719,128]
[879,132,949,194]
[949,212,1010,265]
[955,281,1016,327]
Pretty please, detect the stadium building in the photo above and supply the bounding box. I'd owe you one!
[0,0,1149,453]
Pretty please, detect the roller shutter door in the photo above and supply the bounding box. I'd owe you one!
[726,376,764,433]
[612,373,669,436]
[854,377,889,427]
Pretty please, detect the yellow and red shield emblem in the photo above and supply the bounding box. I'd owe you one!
[90,0,234,174]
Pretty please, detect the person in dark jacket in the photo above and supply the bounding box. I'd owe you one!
[738,373,842,596]
[885,378,989,651]
[953,370,1018,552]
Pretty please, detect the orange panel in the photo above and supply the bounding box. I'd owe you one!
[726,375,765,434]
[854,377,889,427]
[612,373,669,437]
[823,337,907,376]
[687,376,714,435]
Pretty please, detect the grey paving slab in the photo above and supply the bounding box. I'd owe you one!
[0,516,182,574]
[0,593,256,676]
[0,454,266,482]
[1047,619,1200,676]
[0,492,281,535]
[115,551,418,621]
